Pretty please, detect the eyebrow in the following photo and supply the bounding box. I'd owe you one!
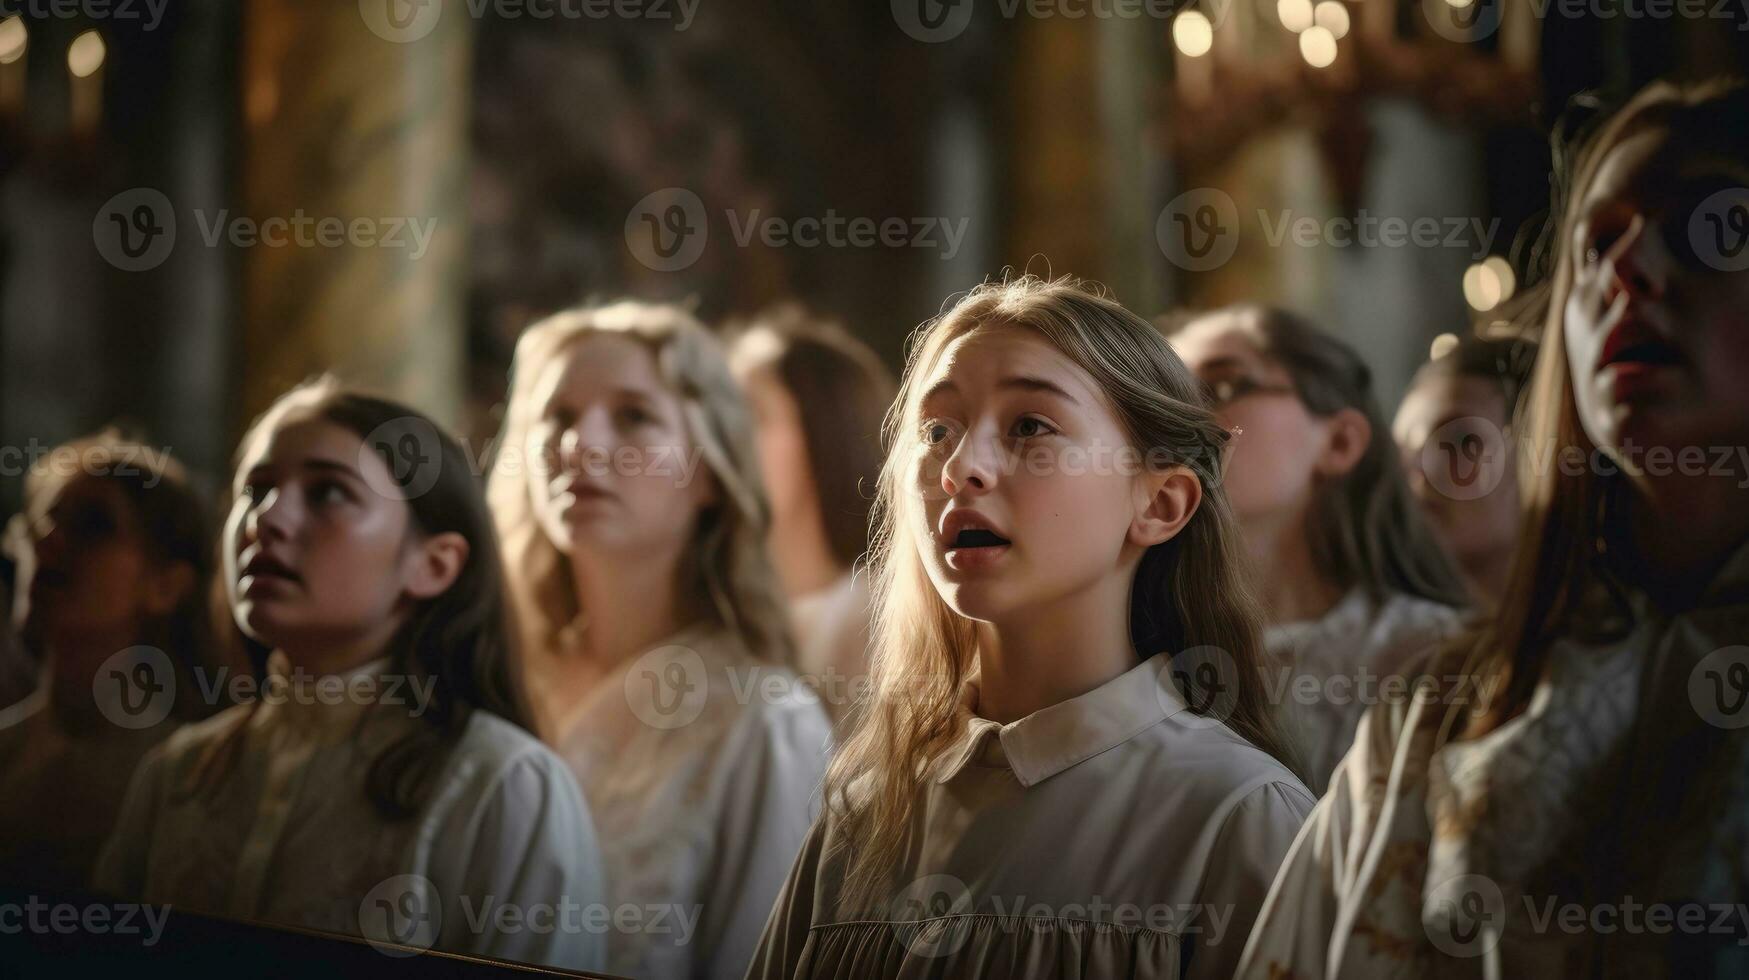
[920,375,1082,408]
[306,458,366,480]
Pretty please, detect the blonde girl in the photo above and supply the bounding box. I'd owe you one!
[487,302,831,980]
[747,275,1314,980]
[1239,78,1749,978]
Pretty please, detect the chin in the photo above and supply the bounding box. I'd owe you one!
[936,582,1010,624]
[233,600,294,648]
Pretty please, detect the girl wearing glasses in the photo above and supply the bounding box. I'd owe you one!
[1167,307,1469,791]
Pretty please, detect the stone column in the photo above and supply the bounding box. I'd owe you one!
[237,0,470,429]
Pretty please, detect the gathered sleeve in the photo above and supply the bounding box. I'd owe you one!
[742,809,830,980]
[91,740,171,899]
[699,696,831,980]
[422,741,608,973]
[1187,778,1318,980]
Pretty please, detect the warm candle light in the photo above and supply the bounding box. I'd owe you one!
[1278,0,1315,32]
[1463,261,1504,311]
[68,29,104,77]
[1299,25,1337,67]
[1313,1,1350,38]
[1174,11,1215,57]
[0,16,25,114]
[68,29,105,134]
[1174,11,1216,103]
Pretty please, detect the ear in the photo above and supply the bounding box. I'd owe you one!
[142,561,195,617]
[402,531,470,601]
[1128,465,1203,548]
[1314,407,1372,479]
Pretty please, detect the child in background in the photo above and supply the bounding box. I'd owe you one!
[96,380,606,971]
[1394,333,1538,607]
[1239,78,1749,979]
[728,305,895,723]
[488,303,830,980]
[0,431,219,892]
[748,276,1313,980]
[1168,307,1468,791]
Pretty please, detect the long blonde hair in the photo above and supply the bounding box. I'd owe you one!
[827,275,1298,908]
[1450,78,1749,736]
[486,302,795,690]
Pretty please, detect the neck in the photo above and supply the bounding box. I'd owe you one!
[567,545,693,670]
[973,566,1138,724]
[1626,470,1749,610]
[769,500,847,598]
[1461,546,1516,609]
[281,616,401,676]
[1243,508,1342,625]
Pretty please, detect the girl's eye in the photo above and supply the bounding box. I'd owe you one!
[308,480,354,507]
[616,405,656,428]
[1011,416,1055,439]
[920,421,952,446]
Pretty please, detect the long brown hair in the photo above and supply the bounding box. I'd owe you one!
[192,379,527,818]
[728,304,897,570]
[1456,78,1749,734]
[827,275,1298,909]
[1165,306,1471,611]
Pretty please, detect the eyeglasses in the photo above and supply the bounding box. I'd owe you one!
[1198,376,1297,410]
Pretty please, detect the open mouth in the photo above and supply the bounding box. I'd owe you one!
[241,554,302,587]
[1604,339,1684,368]
[951,528,1011,549]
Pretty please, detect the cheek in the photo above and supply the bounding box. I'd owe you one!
[1690,294,1749,408]
[1223,407,1319,509]
[76,545,151,610]
[303,515,406,602]
[1011,467,1133,561]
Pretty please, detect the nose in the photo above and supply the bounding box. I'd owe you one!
[556,409,619,476]
[941,425,999,498]
[243,486,294,545]
[1605,214,1669,304]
